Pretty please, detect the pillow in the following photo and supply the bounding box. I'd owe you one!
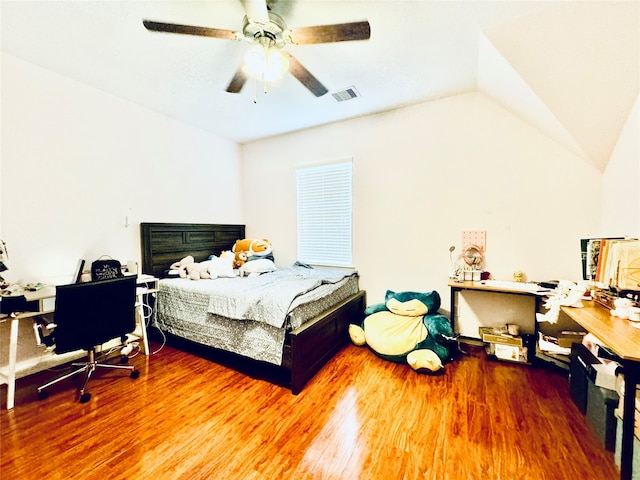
[239,259,276,277]
[162,269,181,278]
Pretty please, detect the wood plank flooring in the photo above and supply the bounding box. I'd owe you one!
[1,342,620,480]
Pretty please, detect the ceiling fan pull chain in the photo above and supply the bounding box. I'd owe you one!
[253,77,258,104]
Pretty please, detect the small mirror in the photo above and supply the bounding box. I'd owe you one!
[463,245,483,266]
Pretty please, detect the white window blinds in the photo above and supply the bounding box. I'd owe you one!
[296,160,353,267]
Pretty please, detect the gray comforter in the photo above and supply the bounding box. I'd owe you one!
[206,265,353,328]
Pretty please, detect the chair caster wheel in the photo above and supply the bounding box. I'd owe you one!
[37,390,48,400]
[79,392,91,403]
[130,370,140,379]
[120,355,129,364]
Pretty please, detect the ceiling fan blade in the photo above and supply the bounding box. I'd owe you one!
[287,55,328,97]
[142,20,237,40]
[226,67,249,93]
[291,20,371,45]
[240,0,269,24]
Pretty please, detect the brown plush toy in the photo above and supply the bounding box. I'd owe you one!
[232,239,272,269]
[233,251,248,269]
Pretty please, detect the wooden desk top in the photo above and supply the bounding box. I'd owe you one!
[561,302,640,362]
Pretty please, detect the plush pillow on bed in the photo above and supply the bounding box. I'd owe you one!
[162,269,181,278]
[239,258,276,277]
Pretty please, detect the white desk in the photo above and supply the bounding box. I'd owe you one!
[448,280,546,338]
[0,275,158,409]
[132,275,160,355]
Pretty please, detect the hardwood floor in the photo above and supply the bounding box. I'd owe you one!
[1,342,619,480]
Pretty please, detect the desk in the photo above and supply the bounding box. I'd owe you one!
[0,275,158,409]
[448,280,545,338]
[562,302,640,480]
[1,286,55,410]
[132,275,160,355]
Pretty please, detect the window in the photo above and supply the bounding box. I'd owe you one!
[296,160,353,267]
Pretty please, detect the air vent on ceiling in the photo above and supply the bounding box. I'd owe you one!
[332,86,360,102]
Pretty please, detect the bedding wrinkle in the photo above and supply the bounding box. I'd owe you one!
[206,266,355,328]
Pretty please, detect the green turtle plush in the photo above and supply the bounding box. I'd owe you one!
[349,290,454,374]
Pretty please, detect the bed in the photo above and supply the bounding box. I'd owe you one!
[140,222,366,394]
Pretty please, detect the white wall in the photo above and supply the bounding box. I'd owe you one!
[0,53,243,284]
[241,92,604,308]
[3,51,636,314]
[601,96,640,238]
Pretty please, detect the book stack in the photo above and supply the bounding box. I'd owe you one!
[582,237,640,292]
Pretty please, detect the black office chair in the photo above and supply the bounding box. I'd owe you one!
[37,275,140,403]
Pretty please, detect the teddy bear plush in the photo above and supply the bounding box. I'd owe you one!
[349,290,455,374]
[232,251,248,269]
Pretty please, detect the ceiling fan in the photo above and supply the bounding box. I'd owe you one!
[142,0,371,98]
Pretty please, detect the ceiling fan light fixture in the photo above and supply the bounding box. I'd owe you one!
[243,44,289,82]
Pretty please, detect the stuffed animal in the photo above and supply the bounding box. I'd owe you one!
[233,251,248,269]
[170,255,194,275]
[185,261,211,280]
[232,238,273,268]
[170,255,211,280]
[207,251,236,279]
[349,290,455,374]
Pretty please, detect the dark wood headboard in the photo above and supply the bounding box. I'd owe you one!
[140,223,245,278]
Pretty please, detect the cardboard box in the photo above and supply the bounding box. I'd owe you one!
[557,331,587,348]
[479,327,523,347]
[487,343,528,363]
[480,327,535,364]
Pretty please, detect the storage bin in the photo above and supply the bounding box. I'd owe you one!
[587,380,619,451]
[570,343,600,414]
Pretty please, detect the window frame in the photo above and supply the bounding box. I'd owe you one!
[296,159,353,268]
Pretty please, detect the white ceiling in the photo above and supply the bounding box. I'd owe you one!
[1,1,638,169]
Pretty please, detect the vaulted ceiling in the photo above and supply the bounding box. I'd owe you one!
[1,1,638,171]
[479,1,639,172]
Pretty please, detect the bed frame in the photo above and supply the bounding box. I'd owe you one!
[140,222,366,394]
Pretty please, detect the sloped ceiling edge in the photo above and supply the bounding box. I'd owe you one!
[481,2,639,173]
